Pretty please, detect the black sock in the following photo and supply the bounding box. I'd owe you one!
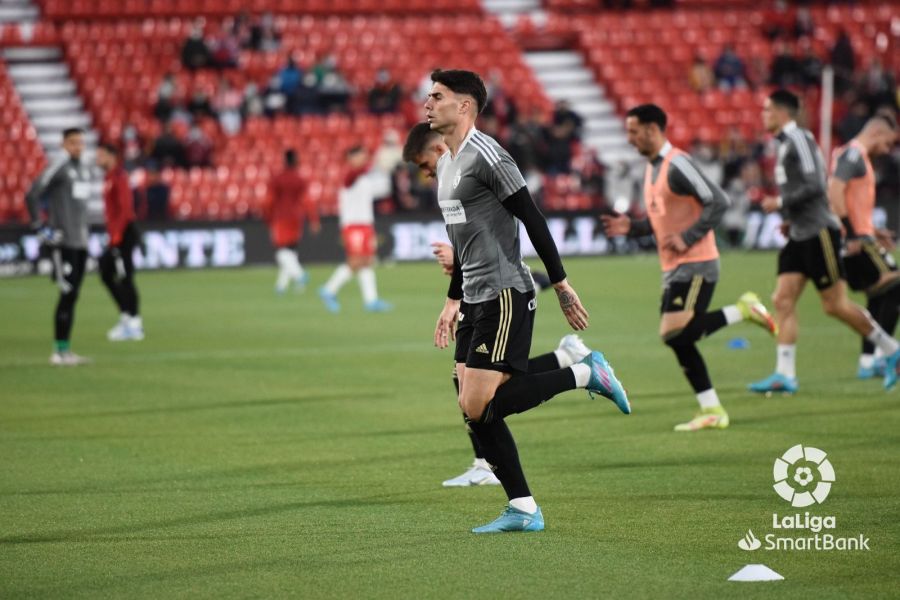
[527,352,560,373]
[481,369,576,423]
[697,309,729,337]
[875,285,900,341]
[453,366,483,459]
[468,418,530,500]
[667,341,712,393]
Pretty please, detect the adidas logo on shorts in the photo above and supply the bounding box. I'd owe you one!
[475,343,490,354]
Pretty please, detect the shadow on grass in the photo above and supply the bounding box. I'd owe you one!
[0,491,416,545]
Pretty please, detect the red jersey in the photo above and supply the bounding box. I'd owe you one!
[103,166,135,246]
[265,169,318,247]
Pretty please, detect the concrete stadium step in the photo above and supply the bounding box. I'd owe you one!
[2,46,61,62]
[0,2,39,24]
[7,62,69,80]
[524,49,639,168]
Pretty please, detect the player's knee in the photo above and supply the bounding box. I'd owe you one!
[821,296,844,317]
[662,328,687,347]
[772,292,794,314]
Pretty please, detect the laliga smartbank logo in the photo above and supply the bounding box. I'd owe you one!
[773,444,834,507]
[736,445,870,552]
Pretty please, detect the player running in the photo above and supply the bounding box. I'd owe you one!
[602,104,776,431]
[749,90,900,393]
[25,128,94,365]
[827,114,900,378]
[424,69,629,532]
[319,146,392,313]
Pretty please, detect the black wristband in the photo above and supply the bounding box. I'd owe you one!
[841,217,856,239]
[447,262,463,301]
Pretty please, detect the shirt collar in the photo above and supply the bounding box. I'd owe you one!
[777,120,798,141]
[453,126,478,159]
[651,141,672,165]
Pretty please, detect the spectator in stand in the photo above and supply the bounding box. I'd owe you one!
[861,58,897,110]
[797,38,823,88]
[248,12,280,52]
[746,55,770,90]
[689,54,714,93]
[184,125,213,168]
[242,82,264,119]
[151,124,186,169]
[318,67,352,113]
[713,45,747,91]
[762,0,793,41]
[507,110,547,185]
[482,71,517,129]
[792,7,814,40]
[120,124,145,171]
[154,72,180,122]
[552,99,583,142]
[571,146,606,209]
[181,23,210,71]
[213,77,243,136]
[187,89,216,121]
[263,74,287,116]
[543,121,575,175]
[368,68,402,115]
[769,40,802,88]
[137,165,171,222]
[278,56,302,110]
[830,28,856,94]
[209,27,240,70]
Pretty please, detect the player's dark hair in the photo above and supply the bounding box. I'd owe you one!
[430,69,487,115]
[625,104,667,132]
[284,149,298,166]
[63,127,84,139]
[769,89,800,115]
[402,122,441,162]
[98,142,118,155]
[873,112,897,131]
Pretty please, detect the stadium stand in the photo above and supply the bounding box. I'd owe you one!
[0,2,896,223]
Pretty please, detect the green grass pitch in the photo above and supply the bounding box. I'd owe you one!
[1,252,898,599]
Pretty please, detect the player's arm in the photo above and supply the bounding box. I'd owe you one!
[25,157,66,228]
[503,187,588,330]
[667,155,728,251]
[779,137,825,209]
[434,247,462,349]
[827,148,866,240]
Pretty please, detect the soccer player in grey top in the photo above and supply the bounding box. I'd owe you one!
[827,114,900,378]
[424,69,629,533]
[602,104,776,432]
[750,90,900,392]
[25,128,93,366]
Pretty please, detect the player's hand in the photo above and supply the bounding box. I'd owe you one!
[34,223,62,246]
[55,274,72,294]
[844,238,862,255]
[662,233,688,255]
[779,220,791,238]
[600,213,630,237]
[431,242,454,276]
[434,298,460,349]
[762,195,781,213]
[111,247,126,281]
[553,279,589,331]
[875,228,895,252]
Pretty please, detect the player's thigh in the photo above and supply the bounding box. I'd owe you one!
[659,276,708,336]
[817,279,854,314]
[459,367,511,415]
[465,289,535,374]
[659,311,695,338]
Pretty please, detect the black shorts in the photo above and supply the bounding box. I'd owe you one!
[50,246,87,297]
[778,227,846,290]
[660,275,715,314]
[454,288,536,373]
[843,239,898,292]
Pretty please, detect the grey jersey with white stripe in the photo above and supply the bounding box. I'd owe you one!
[436,128,533,304]
[26,153,93,249]
[648,143,729,284]
[774,121,840,241]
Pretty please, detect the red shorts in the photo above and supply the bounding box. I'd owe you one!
[270,222,301,248]
[342,224,375,259]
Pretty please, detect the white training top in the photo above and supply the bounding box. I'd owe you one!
[338,168,391,227]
